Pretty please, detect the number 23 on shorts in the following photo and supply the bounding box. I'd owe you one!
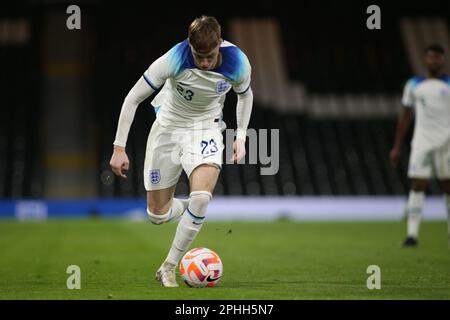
[201,139,218,156]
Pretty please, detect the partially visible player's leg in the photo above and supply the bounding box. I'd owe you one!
[157,126,223,287]
[143,120,190,287]
[147,186,189,288]
[164,164,219,265]
[146,186,189,225]
[149,188,190,287]
[403,178,428,247]
[403,149,432,247]
[157,165,219,287]
[143,120,188,225]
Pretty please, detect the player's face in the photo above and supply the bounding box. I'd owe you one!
[425,50,445,74]
[191,42,221,71]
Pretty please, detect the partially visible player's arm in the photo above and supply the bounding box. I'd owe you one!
[113,77,155,147]
[110,77,155,178]
[231,88,253,162]
[110,44,175,177]
[390,79,415,167]
[236,88,253,141]
[113,44,176,149]
[390,107,413,167]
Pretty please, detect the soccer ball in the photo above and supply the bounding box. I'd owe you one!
[179,247,223,288]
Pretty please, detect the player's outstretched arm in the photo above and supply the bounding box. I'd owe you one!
[231,88,253,163]
[390,107,413,167]
[110,76,155,178]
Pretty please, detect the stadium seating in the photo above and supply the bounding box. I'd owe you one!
[1,1,449,198]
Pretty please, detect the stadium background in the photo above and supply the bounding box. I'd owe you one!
[0,0,449,301]
[1,0,450,220]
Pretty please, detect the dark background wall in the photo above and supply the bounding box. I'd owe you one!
[1,0,449,198]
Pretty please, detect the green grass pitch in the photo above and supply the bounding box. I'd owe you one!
[0,219,449,299]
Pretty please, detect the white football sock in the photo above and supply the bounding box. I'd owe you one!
[406,190,424,239]
[174,198,190,220]
[165,191,212,265]
[147,198,189,225]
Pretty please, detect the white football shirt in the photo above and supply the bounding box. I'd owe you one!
[143,39,251,129]
[402,75,450,153]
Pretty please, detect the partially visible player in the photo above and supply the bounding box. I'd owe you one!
[109,16,253,286]
[390,44,450,247]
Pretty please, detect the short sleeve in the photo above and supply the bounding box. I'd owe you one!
[232,52,251,94]
[401,79,415,107]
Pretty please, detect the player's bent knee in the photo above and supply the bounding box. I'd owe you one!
[147,199,171,216]
[146,207,171,225]
[147,201,160,215]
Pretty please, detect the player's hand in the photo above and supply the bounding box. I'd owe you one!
[230,139,246,163]
[389,146,401,167]
[110,145,129,178]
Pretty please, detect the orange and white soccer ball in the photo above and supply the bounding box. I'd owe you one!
[179,247,223,288]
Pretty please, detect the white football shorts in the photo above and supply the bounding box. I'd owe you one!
[143,119,224,191]
[408,141,450,179]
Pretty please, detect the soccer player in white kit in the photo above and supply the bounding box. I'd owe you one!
[390,44,450,247]
[109,16,253,286]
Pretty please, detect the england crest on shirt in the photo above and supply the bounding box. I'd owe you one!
[216,80,231,94]
[150,169,161,184]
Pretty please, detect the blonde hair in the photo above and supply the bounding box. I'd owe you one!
[188,16,221,52]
